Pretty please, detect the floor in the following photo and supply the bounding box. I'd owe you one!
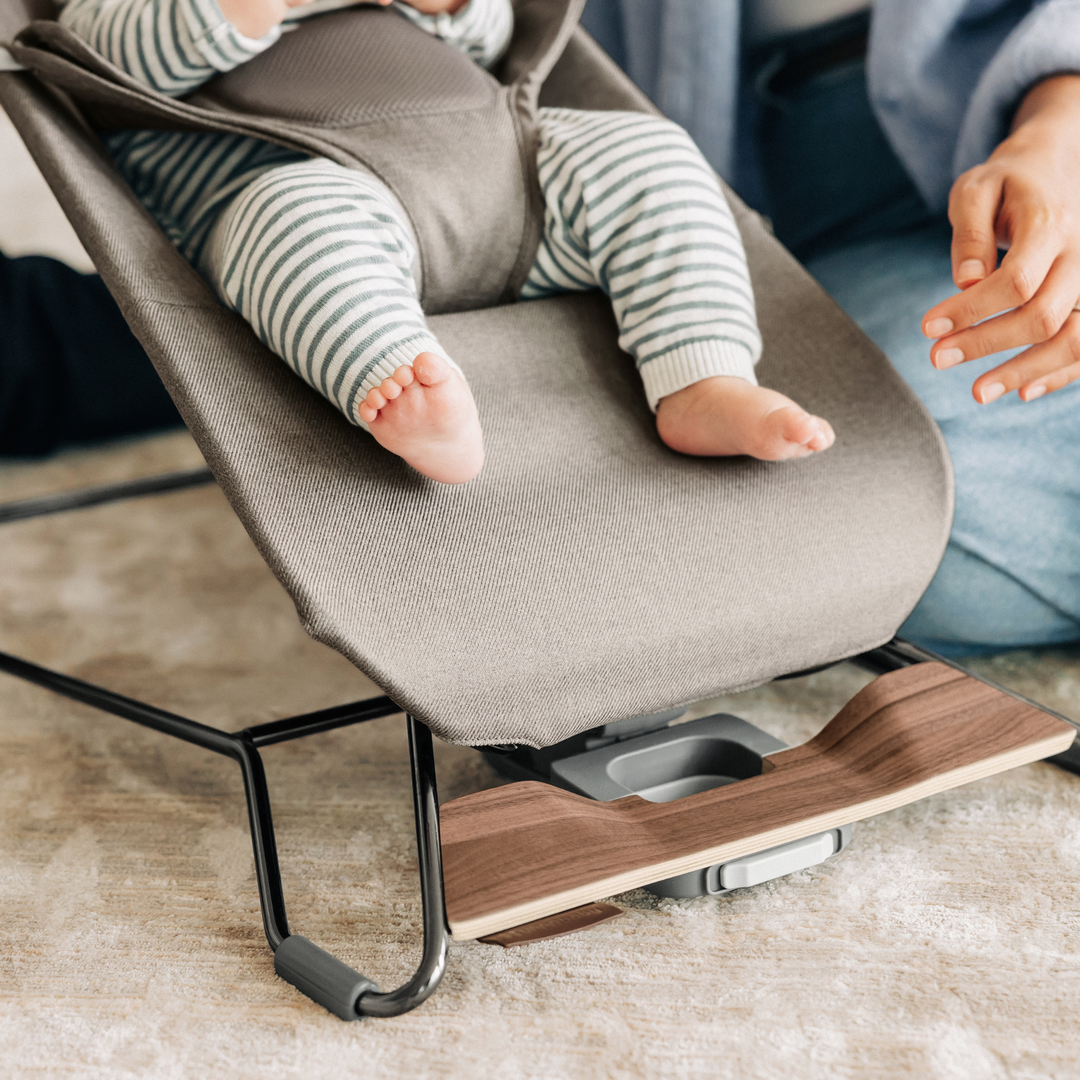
[2,105,1080,1080]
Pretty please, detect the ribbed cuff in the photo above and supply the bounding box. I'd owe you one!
[639,340,758,412]
[348,339,465,432]
[186,0,282,72]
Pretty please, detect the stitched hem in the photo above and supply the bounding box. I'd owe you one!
[639,340,758,412]
[186,0,281,71]
[348,339,463,431]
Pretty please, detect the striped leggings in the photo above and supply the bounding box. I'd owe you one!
[201,107,762,427]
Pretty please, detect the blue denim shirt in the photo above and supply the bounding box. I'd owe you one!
[582,0,1080,210]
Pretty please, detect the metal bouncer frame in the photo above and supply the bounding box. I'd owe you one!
[1,468,1076,1020]
[0,468,448,1020]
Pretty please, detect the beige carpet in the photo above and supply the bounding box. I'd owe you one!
[2,108,1080,1080]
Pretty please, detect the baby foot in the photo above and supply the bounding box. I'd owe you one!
[358,352,484,483]
[656,376,835,461]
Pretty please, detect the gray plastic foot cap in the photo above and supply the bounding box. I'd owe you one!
[274,934,379,1020]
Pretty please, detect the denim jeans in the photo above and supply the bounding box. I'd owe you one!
[756,51,1080,656]
[808,226,1080,655]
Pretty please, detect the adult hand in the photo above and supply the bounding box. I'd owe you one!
[922,75,1080,404]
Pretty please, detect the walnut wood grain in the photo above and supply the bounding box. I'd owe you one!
[441,663,1075,940]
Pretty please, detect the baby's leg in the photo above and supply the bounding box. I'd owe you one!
[202,160,482,483]
[523,109,833,460]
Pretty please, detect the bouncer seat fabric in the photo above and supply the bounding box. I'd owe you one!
[0,1,952,747]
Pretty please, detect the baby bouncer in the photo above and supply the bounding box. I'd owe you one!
[1,0,1076,1020]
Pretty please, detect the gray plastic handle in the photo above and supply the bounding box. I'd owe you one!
[274,934,379,1020]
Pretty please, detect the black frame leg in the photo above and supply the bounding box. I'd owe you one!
[355,718,450,1017]
[0,467,216,523]
[0,649,450,1019]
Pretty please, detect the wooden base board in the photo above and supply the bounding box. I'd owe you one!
[440,663,1075,940]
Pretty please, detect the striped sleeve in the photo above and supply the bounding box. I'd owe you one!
[523,108,762,409]
[393,0,513,69]
[202,159,460,428]
[58,0,280,96]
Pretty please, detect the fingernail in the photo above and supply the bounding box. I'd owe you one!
[979,382,1006,404]
[924,318,954,338]
[957,259,985,284]
[1022,384,1047,401]
[934,347,965,369]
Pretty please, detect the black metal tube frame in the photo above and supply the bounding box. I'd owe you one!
[0,467,217,524]
[0,649,451,1016]
[0,466,452,1017]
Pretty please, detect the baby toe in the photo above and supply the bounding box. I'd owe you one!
[804,417,834,451]
[411,351,451,387]
[777,407,817,444]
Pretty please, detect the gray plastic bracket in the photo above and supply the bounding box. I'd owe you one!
[583,707,688,750]
[647,823,854,898]
[274,934,380,1020]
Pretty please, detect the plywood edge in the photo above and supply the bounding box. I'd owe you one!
[448,726,1073,940]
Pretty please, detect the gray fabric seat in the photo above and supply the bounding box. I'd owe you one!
[0,5,952,747]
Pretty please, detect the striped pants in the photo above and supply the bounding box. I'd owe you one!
[201,108,762,427]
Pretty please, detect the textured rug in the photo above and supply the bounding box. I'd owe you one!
[2,429,1080,1080]
[2,109,1079,1080]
